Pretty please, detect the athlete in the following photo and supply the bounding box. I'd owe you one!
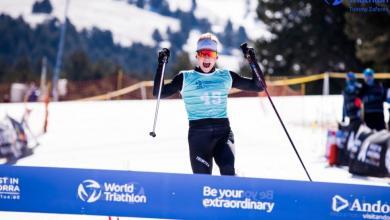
[153,33,264,175]
[342,72,362,124]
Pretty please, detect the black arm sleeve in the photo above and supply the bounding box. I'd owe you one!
[153,64,183,98]
[230,70,264,92]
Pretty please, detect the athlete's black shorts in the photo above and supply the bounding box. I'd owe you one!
[188,118,235,175]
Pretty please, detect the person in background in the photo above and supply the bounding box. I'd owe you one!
[342,72,362,124]
[24,82,40,102]
[332,72,362,166]
[358,68,386,130]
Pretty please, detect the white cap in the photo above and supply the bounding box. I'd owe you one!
[197,39,218,52]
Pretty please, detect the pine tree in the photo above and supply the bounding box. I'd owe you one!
[221,20,234,50]
[255,0,362,76]
[191,0,197,11]
[150,0,160,11]
[136,0,145,8]
[32,0,53,14]
[344,6,390,72]
[152,29,163,43]
[64,50,92,81]
[236,26,248,46]
[12,55,33,82]
[170,52,192,78]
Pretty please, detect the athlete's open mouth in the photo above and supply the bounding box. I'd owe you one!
[203,62,211,68]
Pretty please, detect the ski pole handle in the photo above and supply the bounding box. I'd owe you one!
[240,43,267,88]
[158,48,170,64]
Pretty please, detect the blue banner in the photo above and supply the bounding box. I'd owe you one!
[0,166,389,219]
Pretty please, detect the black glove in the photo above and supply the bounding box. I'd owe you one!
[240,42,267,88]
[240,43,256,60]
[158,48,170,64]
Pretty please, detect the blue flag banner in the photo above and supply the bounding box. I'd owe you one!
[0,165,389,219]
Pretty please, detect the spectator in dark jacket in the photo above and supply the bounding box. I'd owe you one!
[342,72,362,124]
[358,68,386,130]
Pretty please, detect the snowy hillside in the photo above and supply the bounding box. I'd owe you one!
[166,0,270,40]
[194,0,269,40]
[0,0,180,47]
[0,0,270,48]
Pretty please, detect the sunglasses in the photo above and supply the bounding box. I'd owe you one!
[197,50,218,58]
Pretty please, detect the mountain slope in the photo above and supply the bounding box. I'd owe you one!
[0,0,271,80]
[0,0,270,48]
[0,0,180,47]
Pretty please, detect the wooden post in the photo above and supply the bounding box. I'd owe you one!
[140,82,147,100]
[117,70,123,99]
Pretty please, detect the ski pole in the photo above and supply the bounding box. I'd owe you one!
[149,50,169,138]
[240,43,313,182]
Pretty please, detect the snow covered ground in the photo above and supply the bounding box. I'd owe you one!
[0,95,389,219]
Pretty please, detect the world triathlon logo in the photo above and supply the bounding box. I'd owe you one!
[77,179,148,204]
[77,180,102,203]
[324,0,343,6]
